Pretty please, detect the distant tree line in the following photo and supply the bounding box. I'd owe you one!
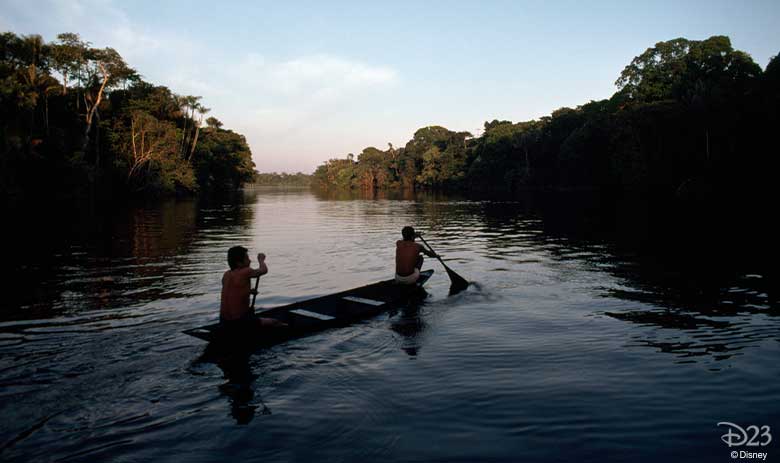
[314,36,779,202]
[252,172,312,186]
[1,31,257,209]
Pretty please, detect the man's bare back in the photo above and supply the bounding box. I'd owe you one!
[220,247,286,329]
[396,240,424,276]
[395,226,436,284]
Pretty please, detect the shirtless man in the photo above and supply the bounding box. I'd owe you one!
[221,246,286,329]
[395,226,437,284]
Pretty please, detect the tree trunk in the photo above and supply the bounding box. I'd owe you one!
[180,107,189,157]
[95,109,101,168]
[44,94,49,136]
[525,147,530,178]
[185,105,197,157]
[81,63,109,156]
[188,117,201,161]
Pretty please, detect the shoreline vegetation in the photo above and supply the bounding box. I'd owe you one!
[250,172,312,187]
[2,32,777,212]
[1,31,256,210]
[311,35,778,206]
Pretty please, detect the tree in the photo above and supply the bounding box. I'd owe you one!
[205,116,223,129]
[1,30,257,205]
[123,110,171,179]
[355,147,390,189]
[177,94,201,158]
[416,145,443,186]
[313,157,356,189]
[416,130,470,188]
[764,52,780,87]
[16,35,48,133]
[188,105,209,161]
[80,46,136,158]
[115,109,196,194]
[616,36,761,104]
[401,126,455,188]
[50,32,87,96]
[192,126,255,191]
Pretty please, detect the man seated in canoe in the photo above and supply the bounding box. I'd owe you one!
[221,246,287,330]
[395,226,437,284]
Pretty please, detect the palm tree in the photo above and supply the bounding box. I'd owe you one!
[177,94,189,155]
[178,95,202,158]
[188,105,210,161]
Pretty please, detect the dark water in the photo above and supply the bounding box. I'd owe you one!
[1,188,778,462]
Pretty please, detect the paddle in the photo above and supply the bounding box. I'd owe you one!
[250,275,261,310]
[417,234,469,292]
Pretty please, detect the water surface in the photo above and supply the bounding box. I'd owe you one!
[1,188,777,462]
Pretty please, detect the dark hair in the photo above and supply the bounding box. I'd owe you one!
[227,246,248,270]
[402,226,415,241]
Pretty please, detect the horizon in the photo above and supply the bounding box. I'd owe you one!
[3,0,779,174]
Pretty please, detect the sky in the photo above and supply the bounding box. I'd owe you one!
[2,0,779,173]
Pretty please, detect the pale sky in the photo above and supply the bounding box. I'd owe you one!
[2,0,779,173]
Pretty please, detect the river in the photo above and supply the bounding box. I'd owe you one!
[1,188,777,462]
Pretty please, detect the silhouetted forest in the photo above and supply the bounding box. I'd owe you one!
[1,31,257,210]
[313,36,779,204]
[3,32,778,212]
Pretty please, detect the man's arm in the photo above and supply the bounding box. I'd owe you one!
[249,253,268,278]
[418,243,437,258]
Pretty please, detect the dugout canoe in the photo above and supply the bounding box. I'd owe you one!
[183,269,434,346]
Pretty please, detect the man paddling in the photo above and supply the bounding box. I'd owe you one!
[395,226,437,284]
[221,246,286,330]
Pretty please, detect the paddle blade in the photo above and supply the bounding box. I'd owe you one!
[444,264,469,293]
[417,235,469,294]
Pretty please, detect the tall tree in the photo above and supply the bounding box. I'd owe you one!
[49,32,87,96]
[178,94,201,158]
[355,147,390,189]
[80,46,136,158]
[205,116,223,129]
[187,105,209,161]
[616,36,761,104]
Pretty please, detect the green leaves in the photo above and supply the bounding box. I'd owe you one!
[0,30,253,202]
[191,126,255,191]
[312,126,471,191]
[616,36,762,104]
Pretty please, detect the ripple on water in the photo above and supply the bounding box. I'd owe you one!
[2,190,779,463]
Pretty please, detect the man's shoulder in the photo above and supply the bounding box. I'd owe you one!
[224,267,252,279]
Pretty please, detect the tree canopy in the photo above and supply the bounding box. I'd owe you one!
[1,31,257,208]
[313,35,777,204]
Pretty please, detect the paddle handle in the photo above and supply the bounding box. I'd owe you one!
[417,235,445,266]
[417,233,470,291]
[250,274,261,310]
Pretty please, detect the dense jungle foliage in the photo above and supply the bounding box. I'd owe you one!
[1,31,256,209]
[313,36,779,204]
[252,172,312,187]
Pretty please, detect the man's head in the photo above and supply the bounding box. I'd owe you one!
[401,226,416,241]
[227,246,249,270]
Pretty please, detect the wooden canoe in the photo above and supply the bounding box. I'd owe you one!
[183,269,434,347]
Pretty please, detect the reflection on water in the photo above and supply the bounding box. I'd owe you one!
[197,348,272,425]
[1,188,777,462]
[465,194,778,365]
[389,306,428,357]
[5,196,260,321]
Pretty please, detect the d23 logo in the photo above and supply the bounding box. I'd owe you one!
[718,422,772,447]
